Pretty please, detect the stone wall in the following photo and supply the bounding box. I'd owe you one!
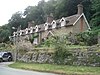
[17,46,100,67]
[18,51,54,64]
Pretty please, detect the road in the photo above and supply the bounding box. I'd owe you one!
[0,62,57,75]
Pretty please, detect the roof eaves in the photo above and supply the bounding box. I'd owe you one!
[73,13,83,26]
[73,13,91,30]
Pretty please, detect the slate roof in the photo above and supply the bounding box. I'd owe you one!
[37,14,80,31]
[65,14,80,26]
[12,14,81,36]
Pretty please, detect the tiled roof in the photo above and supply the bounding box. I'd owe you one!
[65,14,80,26]
[13,14,80,36]
[38,14,80,31]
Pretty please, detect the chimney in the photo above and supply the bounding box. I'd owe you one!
[28,21,34,28]
[77,4,83,15]
[46,13,53,23]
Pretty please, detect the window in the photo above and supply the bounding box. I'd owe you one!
[53,22,55,24]
[52,21,56,29]
[61,18,66,27]
[3,53,8,58]
[61,19,64,22]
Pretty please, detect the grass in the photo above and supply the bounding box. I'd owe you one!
[32,45,89,52]
[9,62,100,75]
[66,45,88,49]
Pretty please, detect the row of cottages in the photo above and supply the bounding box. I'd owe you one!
[11,4,90,45]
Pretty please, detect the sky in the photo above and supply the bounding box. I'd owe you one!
[0,0,48,26]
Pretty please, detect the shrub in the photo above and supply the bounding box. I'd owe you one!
[76,31,98,46]
[53,35,72,65]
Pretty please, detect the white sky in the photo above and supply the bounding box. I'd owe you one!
[0,0,48,26]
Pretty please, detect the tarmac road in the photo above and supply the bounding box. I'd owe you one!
[0,62,57,75]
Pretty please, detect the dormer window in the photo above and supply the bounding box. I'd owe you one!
[20,30,22,35]
[22,31,24,35]
[13,32,16,36]
[28,30,30,33]
[15,33,17,36]
[25,28,28,34]
[35,25,39,32]
[33,28,35,32]
[60,17,66,27]
[30,27,33,33]
[53,22,55,24]
[44,23,47,26]
[52,20,56,29]
[18,32,20,36]
[44,23,48,30]
[14,32,17,36]
[61,19,64,21]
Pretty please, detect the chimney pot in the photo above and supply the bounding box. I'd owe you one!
[77,4,83,15]
[46,13,53,23]
[28,21,34,28]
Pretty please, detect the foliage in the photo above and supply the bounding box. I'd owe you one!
[0,0,98,44]
[90,0,100,28]
[76,30,98,46]
[29,33,39,43]
[0,25,11,43]
[40,37,55,47]
[0,43,12,51]
[87,52,100,65]
[53,36,72,65]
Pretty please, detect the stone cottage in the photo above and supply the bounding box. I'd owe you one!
[10,4,91,45]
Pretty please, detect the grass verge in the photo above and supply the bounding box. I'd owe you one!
[8,62,100,75]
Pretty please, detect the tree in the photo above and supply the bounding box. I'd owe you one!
[90,0,100,28]
[67,0,92,21]
[9,11,22,27]
[43,0,56,16]
[0,25,11,43]
[54,0,68,19]
[24,0,46,25]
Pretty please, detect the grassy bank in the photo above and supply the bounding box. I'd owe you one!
[9,62,100,75]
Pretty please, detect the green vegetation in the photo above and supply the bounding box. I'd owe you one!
[0,0,96,43]
[90,0,100,28]
[9,62,100,75]
[51,36,72,64]
[76,30,99,46]
[0,43,13,51]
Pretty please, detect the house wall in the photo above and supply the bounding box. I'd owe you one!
[41,30,49,39]
[52,26,73,36]
[73,16,88,34]
[40,26,73,41]
[41,16,89,41]
[13,15,89,44]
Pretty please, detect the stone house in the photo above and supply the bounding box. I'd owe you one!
[10,4,90,45]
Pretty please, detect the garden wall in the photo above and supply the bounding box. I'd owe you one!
[17,46,100,67]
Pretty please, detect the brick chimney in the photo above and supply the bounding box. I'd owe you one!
[77,4,83,15]
[46,13,53,23]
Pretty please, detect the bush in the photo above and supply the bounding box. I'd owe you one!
[76,31,98,46]
[53,35,72,65]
